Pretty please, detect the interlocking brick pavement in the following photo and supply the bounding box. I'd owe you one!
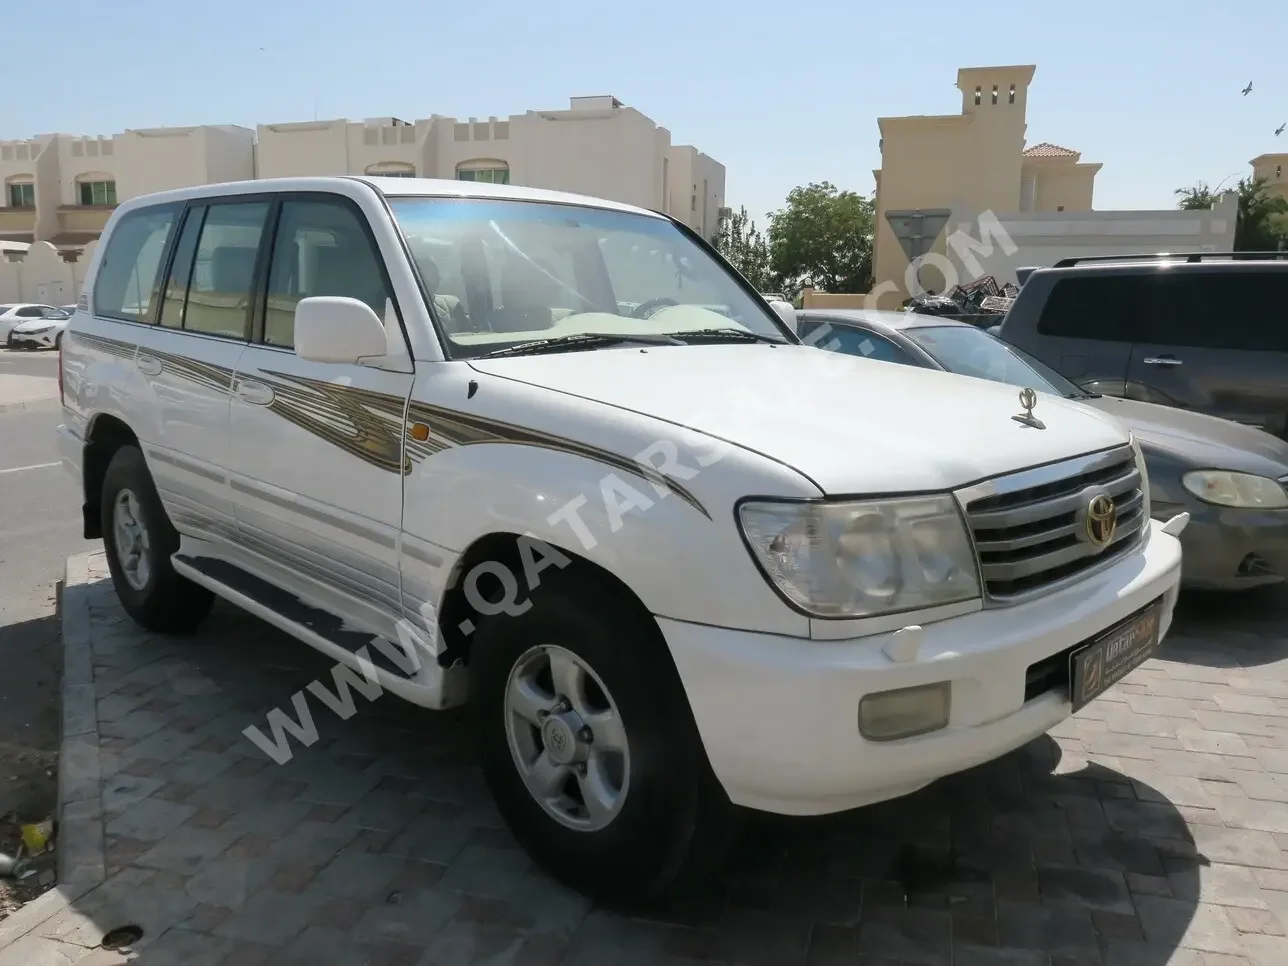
[4,551,1288,964]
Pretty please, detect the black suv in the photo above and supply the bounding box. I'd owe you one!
[994,253,1288,439]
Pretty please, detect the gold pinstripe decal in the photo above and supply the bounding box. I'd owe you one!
[73,331,137,359]
[407,400,711,519]
[253,369,409,474]
[72,332,710,519]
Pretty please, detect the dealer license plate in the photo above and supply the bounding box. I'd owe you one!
[1069,601,1162,712]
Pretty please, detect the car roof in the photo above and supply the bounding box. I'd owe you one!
[109,176,664,221]
[1035,256,1288,279]
[798,308,977,334]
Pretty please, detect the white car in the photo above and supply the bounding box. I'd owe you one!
[1,303,63,344]
[9,308,71,349]
[57,176,1185,901]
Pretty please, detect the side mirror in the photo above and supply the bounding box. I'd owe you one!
[768,299,797,332]
[293,297,388,364]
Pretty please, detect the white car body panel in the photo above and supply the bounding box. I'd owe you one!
[58,176,1185,820]
[468,347,1131,495]
[665,519,1180,813]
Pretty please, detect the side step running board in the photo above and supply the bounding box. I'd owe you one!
[172,554,419,680]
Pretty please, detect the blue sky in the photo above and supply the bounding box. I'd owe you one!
[13,0,1287,230]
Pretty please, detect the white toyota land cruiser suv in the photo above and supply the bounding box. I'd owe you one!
[58,176,1184,901]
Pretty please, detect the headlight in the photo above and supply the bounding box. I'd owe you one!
[20,325,53,335]
[1182,470,1288,509]
[738,495,981,618]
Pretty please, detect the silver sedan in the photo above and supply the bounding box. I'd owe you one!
[798,309,1288,592]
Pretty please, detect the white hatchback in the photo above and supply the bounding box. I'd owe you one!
[57,176,1186,902]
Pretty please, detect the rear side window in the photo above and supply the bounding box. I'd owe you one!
[802,321,914,365]
[1035,275,1145,341]
[1140,272,1288,352]
[93,205,180,322]
[183,201,270,339]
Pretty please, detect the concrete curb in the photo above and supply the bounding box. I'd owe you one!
[0,552,103,949]
[0,397,58,416]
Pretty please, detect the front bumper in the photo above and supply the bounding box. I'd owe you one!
[9,328,59,349]
[1154,499,1288,590]
[661,518,1183,816]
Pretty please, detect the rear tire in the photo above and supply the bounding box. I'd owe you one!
[100,445,214,633]
[472,570,735,904]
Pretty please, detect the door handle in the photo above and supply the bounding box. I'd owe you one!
[1142,356,1183,367]
[235,379,275,406]
[136,354,163,376]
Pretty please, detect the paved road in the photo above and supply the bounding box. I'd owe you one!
[0,347,94,820]
[3,552,1288,964]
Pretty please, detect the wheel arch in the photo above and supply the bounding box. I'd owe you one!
[436,530,673,674]
[81,413,140,539]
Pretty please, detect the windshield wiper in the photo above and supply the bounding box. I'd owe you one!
[670,328,786,345]
[480,332,684,358]
[1065,391,1103,400]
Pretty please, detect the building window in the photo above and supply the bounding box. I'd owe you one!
[974,87,981,106]
[455,160,510,184]
[6,181,34,207]
[1057,205,1065,212]
[364,162,416,178]
[1009,84,1016,104]
[1278,165,1283,178]
[78,180,117,206]
[991,85,998,105]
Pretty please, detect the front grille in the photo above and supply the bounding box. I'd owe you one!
[961,445,1145,602]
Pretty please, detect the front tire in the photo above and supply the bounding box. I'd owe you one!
[472,572,735,904]
[100,445,213,633]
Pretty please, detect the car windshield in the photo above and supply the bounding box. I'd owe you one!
[903,325,1090,398]
[388,197,790,359]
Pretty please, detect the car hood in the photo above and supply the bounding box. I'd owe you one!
[1081,395,1288,477]
[469,344,1131,494]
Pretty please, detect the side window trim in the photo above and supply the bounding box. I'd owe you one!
[248,198,284,345]
[157,204,206,329]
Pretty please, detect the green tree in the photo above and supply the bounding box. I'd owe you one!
[1233,176,1288,251]
[767,182,875,297]
[1174,181,1220,211]
[711,206,771,290]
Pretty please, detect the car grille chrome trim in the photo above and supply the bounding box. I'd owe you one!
[955,444,1146,605]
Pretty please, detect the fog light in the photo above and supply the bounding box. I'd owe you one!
[858,682,951,741]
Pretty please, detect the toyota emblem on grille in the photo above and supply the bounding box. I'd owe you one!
[1011,387,1046,430]
[1085,494,1118,549]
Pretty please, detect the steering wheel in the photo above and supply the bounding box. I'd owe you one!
[630,297,679,319]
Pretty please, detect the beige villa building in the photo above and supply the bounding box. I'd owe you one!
[870,65,1236,305]
[0,95,723,252]
[1251,153,1288,204]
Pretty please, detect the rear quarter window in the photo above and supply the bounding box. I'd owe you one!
[1035,275,1146,342]
[93,205,181,323]
[1140,270,1288,352]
